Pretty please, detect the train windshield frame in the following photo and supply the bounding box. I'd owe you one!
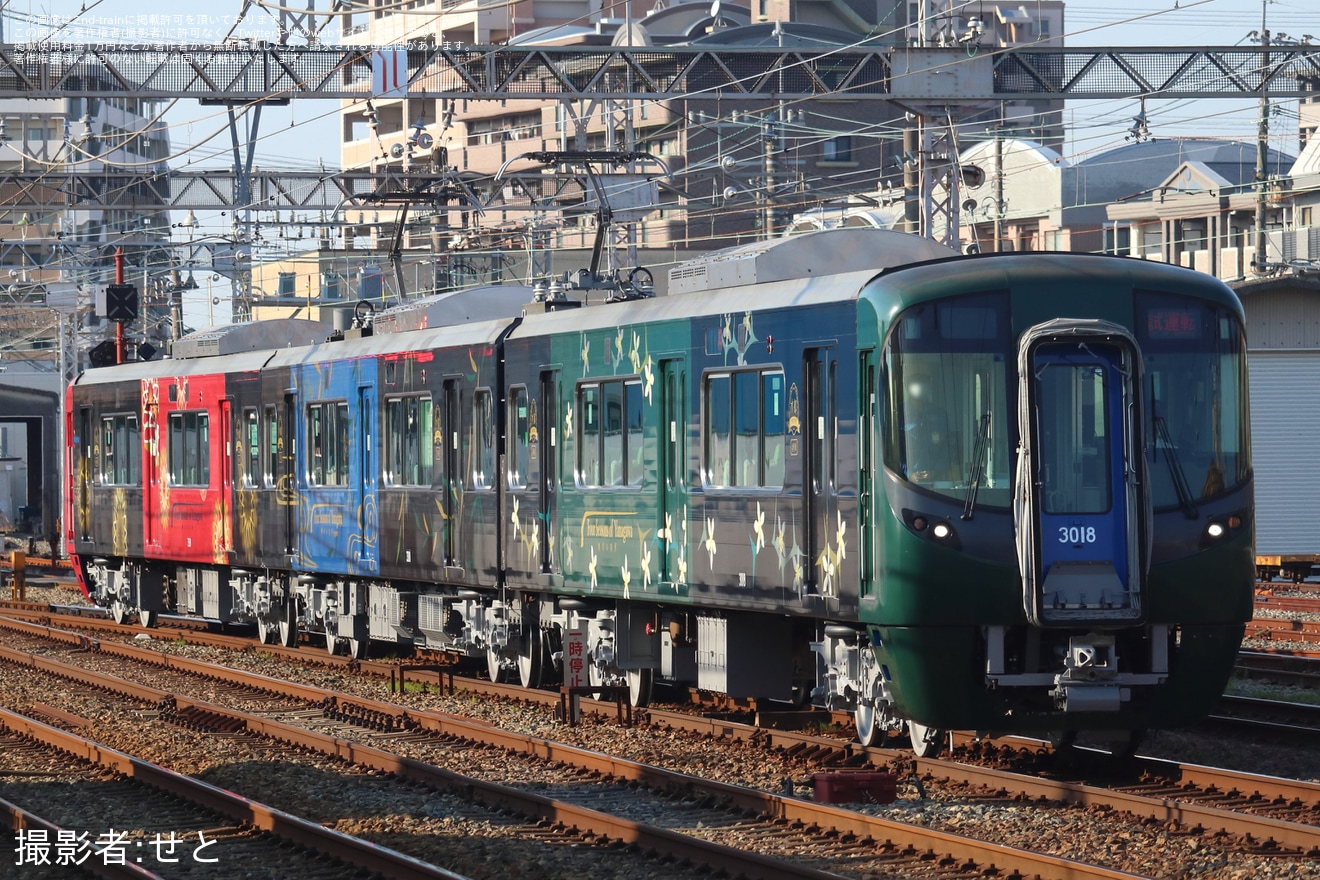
[883,291,1014,508]
[1134,290,1250,511]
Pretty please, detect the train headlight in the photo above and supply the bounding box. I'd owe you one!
[1205,522,1226,539]
[931,522,954,540]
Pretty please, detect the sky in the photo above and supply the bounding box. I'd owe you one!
[5,0,1317,324]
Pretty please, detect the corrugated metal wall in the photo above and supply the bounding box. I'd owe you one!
[1245,289,1320,350]
[1248,351,1320,555]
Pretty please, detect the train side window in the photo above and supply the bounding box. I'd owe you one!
[385,395,434,487]
[705,374,731,487]
[734,371,760,487]
[626,380,644,486]
[168,411,209,487]
[262,405,278,488]
[509,386,530,489]
[307,402,349,487]
[99,414,140,486]
[763,372,785,488]
[473,389,495,490]
[705,369,784,489]
[243,409,259,488]
[99,418,112,485]
[335,402,350,485]
[578,384,601,487]
[603,381,624,486]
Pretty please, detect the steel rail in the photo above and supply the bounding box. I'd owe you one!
[0,792,162,880]
[0,632,1145,880]
[913,757,1320,854]
[0,706,471,880]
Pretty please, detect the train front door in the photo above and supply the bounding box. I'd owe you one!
[1018,324,1144,627]
[538,370,558,574]
[658,358,686,589]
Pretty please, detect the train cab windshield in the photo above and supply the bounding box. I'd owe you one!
[883,292,1014,508]
[1135,291,1250,509]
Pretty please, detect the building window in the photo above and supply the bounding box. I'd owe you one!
[1142,227,1163,257]
[704,369,785,488]
[385,395,434,487]
[100,414,140,486]
[822,136,852,162]
[168,411,209,487]
[307,402,349,487]
[278,271,296,295]
[1104,223,1132,256]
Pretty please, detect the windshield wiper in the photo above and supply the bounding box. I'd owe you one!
[1154,415,1198,519]
[961,411,991,521]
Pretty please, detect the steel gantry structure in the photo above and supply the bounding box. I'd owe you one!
[3,42,1316,217]
[0,43,1316,102]
[2,40,1318,317]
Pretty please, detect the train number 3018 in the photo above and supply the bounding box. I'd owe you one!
[1058,526,1098,545]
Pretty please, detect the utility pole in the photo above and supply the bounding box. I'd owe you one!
[1254,2,1271,275]
[993,126,1004,252]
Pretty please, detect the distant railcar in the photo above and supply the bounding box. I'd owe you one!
[66,229,1253,754]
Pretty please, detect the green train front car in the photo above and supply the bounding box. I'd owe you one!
[857,254,1254,743]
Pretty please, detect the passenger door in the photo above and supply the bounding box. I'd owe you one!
[440,379,461,567]
[658,358,686,588]
[538,370,558,574]
[357,384,378,573]
[803,347,836,597]
[859,350,877,600]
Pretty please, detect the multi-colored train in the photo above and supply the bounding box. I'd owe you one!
[65,228,1254,755]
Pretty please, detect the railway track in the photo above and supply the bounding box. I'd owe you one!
[5,615,1320,877]
[0,707,467,880]
[0,615,1148,880]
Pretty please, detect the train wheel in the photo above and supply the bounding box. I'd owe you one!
[257,617,278,645]
[517,626,544,689]
[138,609,157,629]
[854,701,882,747]
[626,668,653,708]
[487,646,505,682]
[588,656,607,700]
[278,615,298,648]
[908,721,946,758]
[854,650,886,747]
[1112,730,1145,759]
[346,638,368,661]
[110,600,129,625]
[1047,730,1078,751]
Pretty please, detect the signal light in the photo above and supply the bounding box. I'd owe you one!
[912,516,928,532]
